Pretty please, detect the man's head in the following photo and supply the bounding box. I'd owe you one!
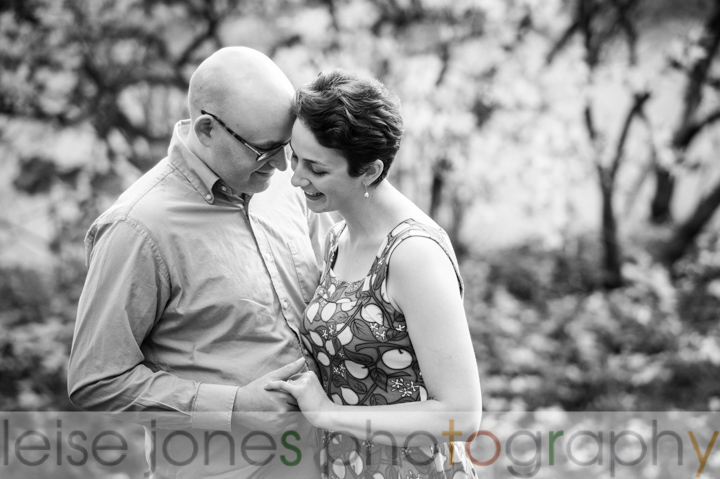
[187,47,295,195]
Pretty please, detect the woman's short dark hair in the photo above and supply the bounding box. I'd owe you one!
[292,69,404,185]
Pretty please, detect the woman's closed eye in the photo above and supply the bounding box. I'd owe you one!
[309,167,327,176]
[302,159,327,176]
[291,152,327,176]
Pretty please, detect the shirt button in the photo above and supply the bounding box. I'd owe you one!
[221,185,227,192]
[282,300,289,310]
[205,194,212,201]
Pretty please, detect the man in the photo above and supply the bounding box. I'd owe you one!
[68,47,333,478]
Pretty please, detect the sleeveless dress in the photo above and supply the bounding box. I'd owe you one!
[299,218,479,479]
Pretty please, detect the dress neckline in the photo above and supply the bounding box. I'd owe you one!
[328,217,424,286]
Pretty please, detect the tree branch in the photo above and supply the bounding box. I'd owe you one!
[679,0,720,125]
[609,90,651,181]
[672,108,720,149]
[622,110,656,218]
[585,101,608,187]
[547,20,580,65]
[608,0,639,65]
[584,101,598,143]
[435,43,451,87]
[320,0,339,32]
[707,75,720,90]
[578,0,601,69]
[661,177,720,266]
[174,2,221,68]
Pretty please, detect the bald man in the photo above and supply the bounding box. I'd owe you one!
[68,47,333,478]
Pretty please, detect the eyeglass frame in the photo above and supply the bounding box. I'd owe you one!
[201,110,290,162]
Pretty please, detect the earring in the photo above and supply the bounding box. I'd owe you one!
[364,183,369,199]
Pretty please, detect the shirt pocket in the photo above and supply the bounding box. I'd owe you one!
[287,238,320,304]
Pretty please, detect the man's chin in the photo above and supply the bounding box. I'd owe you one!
[243,174,274,195]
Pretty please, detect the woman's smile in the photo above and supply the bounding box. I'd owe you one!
[303,189,325,200]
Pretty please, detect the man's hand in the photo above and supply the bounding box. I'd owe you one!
[265,369,335,430]
[232,357,307,433]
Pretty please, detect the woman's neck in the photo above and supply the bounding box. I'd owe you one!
[338,181,406,247]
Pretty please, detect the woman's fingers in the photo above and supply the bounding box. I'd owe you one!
[265,371,318,402]
[287,371,305,382]
[264,380,291,393]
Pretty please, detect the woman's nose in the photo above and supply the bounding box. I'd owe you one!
[291,168,309,188]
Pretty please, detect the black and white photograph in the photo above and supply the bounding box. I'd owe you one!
[1,1,719,478]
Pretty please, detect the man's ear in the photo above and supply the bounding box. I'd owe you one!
[363,159,385,185]
[193,115,214,147]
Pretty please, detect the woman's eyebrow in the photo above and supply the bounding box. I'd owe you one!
[289,141,324,165]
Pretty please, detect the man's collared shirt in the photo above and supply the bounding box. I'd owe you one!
[68,120,332,477]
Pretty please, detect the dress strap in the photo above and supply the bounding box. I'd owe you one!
[381,219,464,297]
[320,221,346,284]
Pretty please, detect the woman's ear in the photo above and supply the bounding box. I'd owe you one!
[364,159,385,185]
[193,114,214,147]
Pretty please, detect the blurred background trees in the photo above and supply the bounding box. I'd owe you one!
[2,0,720,412]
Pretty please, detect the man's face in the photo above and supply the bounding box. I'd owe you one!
[205,111,291,195]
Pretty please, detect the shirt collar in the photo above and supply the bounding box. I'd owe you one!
[167,119,222,204]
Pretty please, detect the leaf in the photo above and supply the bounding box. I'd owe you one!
[344,375,368,394]
[351,320,377,342]
[386,329,408,342]
[384,465,399,479]
[370,368,389,391]
[404,449,434,470]
[342,348,375,365]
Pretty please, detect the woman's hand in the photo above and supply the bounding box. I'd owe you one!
[265,370,336,428]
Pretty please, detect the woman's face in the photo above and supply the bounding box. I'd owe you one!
[290,119,365,213]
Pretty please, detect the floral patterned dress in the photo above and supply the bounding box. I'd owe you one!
[300,218,479,479]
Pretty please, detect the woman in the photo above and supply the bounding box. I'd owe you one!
[266,69,481,478]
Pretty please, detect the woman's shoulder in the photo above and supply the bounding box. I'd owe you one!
[381,217,463,295]
[384,217,451,252]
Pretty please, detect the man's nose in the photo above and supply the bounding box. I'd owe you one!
[268,152,288,171]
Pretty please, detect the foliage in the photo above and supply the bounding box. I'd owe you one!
[465,234,720,411]
[0,263,80,410]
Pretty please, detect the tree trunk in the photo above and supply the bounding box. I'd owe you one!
[660,179,720,266]
[600,180,624,289]
[448,193,469,263]
[650,166,675,224]
[648,0,720,224]
[429,158,451,219]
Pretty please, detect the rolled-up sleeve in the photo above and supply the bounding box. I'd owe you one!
[67,218,238,430]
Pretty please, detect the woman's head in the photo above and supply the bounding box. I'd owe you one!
[292,69,404,185]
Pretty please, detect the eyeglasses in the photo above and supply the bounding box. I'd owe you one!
[201,110,289,162]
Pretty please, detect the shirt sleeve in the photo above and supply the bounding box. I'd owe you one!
[67,218,238,431]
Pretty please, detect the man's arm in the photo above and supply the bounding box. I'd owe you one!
[67,219,239,430]
[68,218,304,432]
[68,219,238,429]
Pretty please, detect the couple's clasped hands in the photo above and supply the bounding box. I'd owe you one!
[265,357,332,429]
[232,357,332,434]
